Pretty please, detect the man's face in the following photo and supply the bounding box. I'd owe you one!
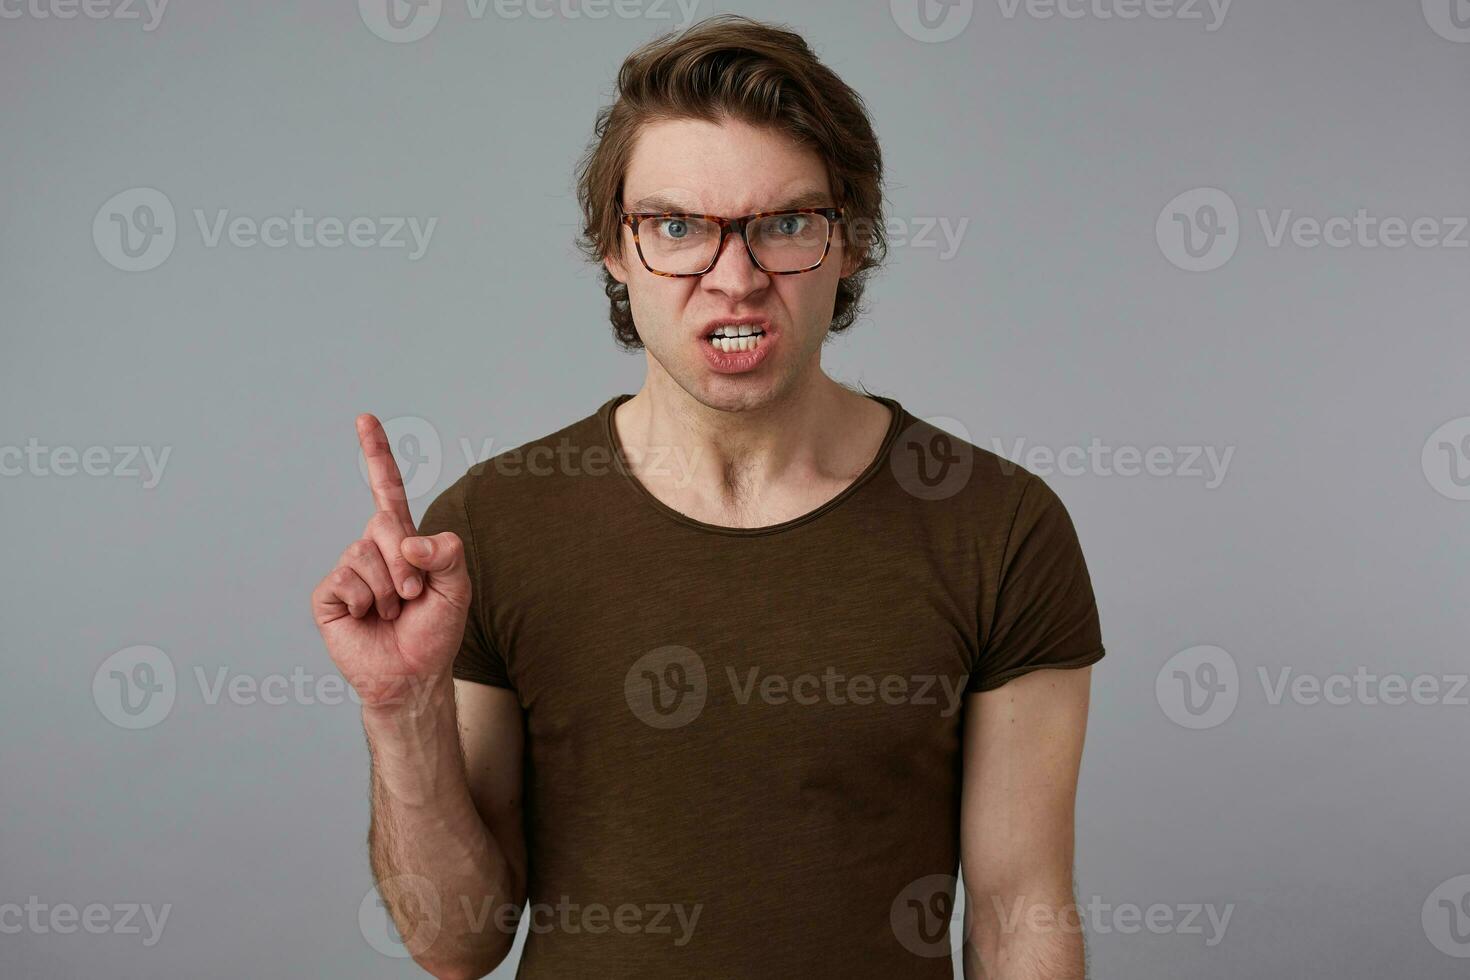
[605,116,860,413]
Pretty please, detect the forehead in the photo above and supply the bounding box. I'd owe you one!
[622,116,832,214]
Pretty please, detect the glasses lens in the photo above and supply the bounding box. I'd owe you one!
[636,212,832,274]
[638,215,721,275]
[749,212,830,272]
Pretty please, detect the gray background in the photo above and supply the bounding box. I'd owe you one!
[3,0,1468,976]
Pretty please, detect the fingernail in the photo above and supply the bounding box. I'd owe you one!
[405,537,432,559]
[402,576,422,598]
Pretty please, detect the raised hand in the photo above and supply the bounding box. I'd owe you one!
[311,414,471,709]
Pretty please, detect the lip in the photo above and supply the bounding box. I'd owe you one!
[697,317,776,375]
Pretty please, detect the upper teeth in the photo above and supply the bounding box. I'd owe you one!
[711,324,763,337]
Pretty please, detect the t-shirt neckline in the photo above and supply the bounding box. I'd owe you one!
[600,391,904,538]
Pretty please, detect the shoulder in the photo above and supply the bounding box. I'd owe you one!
[885,407,1056,533]
[420,397,617,536]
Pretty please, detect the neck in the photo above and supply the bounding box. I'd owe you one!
[616,364,883,507]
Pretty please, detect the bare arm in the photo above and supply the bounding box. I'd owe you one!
[312,414,527,980]
[364,678,526,979]
[960,666,1093,980]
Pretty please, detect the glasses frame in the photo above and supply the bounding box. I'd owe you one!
[617,205,845,277]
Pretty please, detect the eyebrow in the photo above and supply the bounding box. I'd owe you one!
[624,190,834,213]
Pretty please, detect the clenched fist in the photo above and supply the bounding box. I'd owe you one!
[311,414,470,709]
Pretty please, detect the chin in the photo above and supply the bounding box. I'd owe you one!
[693,372,790,410]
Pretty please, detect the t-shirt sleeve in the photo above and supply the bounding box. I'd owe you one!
[415,474,513,690]
[969,472,1105,693]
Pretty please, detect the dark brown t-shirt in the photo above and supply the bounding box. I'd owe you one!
[416,391,1105,978]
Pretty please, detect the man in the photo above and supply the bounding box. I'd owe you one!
[311,14,1104,979]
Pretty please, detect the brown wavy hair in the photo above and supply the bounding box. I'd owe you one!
[573,14,887,351]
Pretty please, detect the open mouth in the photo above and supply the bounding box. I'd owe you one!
[704,324,768,353]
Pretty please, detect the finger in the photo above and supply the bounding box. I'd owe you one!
[312,565,375,623]
[337,538,402,621]
[365,509,423,601]
[357,413,416,532]
[400,531,471,606]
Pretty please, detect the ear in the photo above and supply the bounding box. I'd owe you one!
[604,215,634,283]
[605,248,629,284]
[838,241,865,279]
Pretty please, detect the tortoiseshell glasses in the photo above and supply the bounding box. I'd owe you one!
[618,205,845,277]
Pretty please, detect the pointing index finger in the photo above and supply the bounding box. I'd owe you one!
[357,413,417,532]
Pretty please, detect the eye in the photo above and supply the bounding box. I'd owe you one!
[774,214,809,236]
[653,218,695,240]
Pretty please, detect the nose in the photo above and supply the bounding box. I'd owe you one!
[700,226,768,299]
